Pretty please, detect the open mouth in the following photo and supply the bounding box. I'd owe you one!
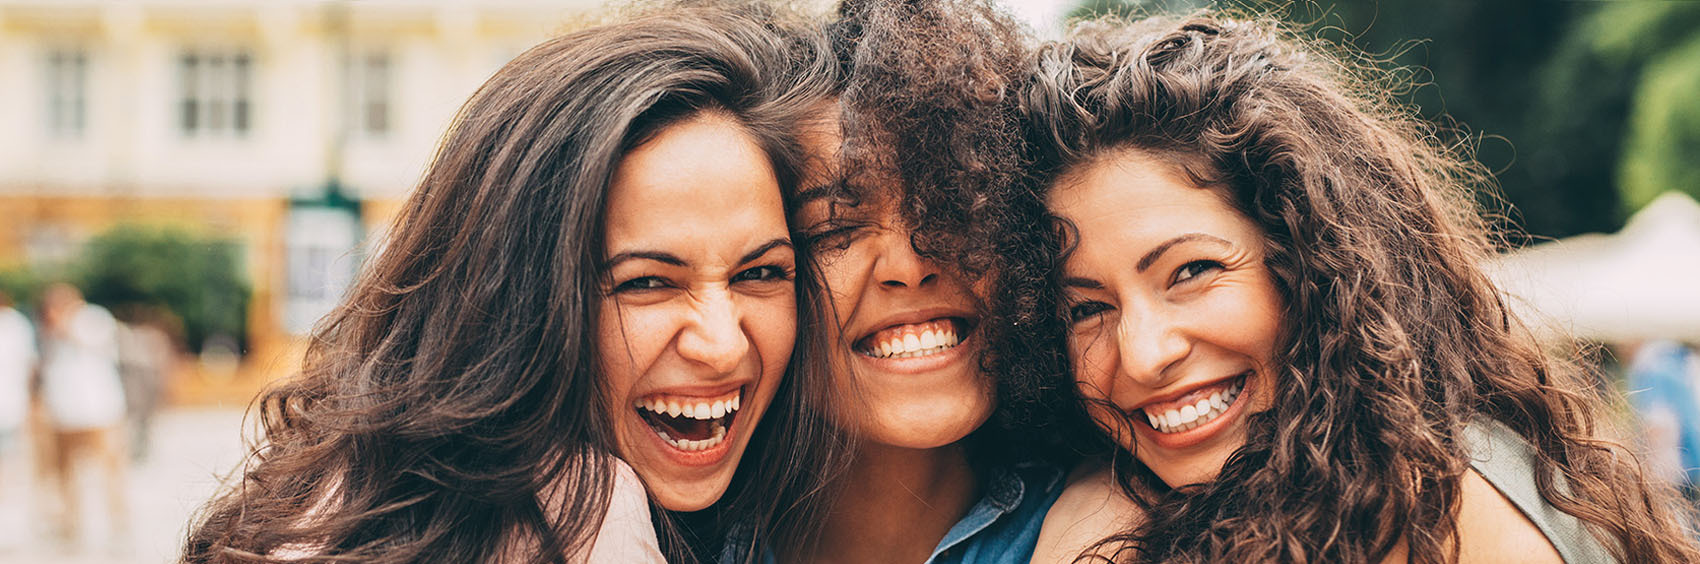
[1138,372,1248,434]
[632,389,742,452]
[854,317,976,359]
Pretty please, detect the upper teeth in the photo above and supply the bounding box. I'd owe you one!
[863,327,961,359]
[1144,378,1243,434]
[634,394,740,421]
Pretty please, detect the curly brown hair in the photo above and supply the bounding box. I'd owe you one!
[822,0,1077,464]
[1018,13,1700,564]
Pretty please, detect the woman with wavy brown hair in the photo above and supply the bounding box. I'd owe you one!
[181,4,843,563]
[1014,13,1700,564]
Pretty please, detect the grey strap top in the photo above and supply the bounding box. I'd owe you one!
[1465,419,1619,564]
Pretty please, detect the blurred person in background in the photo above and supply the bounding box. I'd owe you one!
[36,282,129,547]
[114,305,181,462]
[0,290,36,528]
[1626,340,1700,501]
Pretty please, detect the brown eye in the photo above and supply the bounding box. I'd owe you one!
[1173,260,1223,285]
[1068,300,1113,323]
[614,276,670,292]
[732,265,791,283]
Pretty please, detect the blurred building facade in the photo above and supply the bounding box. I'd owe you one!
[0,0,599,395]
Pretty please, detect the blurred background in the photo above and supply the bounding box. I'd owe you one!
[0,0,1694,561]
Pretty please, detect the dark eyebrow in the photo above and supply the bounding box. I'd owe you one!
[1137,233,1233,272]
[604,251,686,269]
[1061,276,1104,290]
[738,238,793,265]
[605,239,792,271]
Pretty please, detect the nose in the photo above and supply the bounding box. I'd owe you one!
[675,288,750,375]
[870,229,940,289]
[1115,303,1191,387]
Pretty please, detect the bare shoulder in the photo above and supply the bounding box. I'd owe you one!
[1031,464,1142,564]
[1455,469,1563,564]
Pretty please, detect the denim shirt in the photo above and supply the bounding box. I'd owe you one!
[720,461,1065,564]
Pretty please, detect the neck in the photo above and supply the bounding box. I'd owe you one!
[800,441,981,564]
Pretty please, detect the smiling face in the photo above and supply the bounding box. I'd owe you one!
[792,113,993,449]
[598,112,796,511]
[1048,148,1283,488]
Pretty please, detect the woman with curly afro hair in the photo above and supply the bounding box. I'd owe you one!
[1016,12,1700,564]
[719,0,1079,562]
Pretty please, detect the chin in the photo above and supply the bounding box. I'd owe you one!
[862,394,992,450]
[648,479,729,512]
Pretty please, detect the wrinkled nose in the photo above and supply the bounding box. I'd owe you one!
[675,289,750,375]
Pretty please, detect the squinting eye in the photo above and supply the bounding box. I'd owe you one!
[1068,300,1112,323]
[733,265,792,283]
[614,276,669,292]
[1173,260,1224,285]
[802,223,867,251]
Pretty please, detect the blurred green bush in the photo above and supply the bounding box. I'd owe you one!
[75,224,249,354]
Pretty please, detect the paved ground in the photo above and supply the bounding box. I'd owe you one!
[0,408,250,564]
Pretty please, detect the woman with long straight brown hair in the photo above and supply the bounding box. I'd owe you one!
[1016,13,1700,564]
[182,4,843,562]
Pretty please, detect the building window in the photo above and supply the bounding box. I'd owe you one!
[178,50,252,137]
[348,51,393,137]
[45,49,88,138]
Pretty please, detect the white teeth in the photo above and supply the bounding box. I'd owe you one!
[656,419,729,452]
[860,322,965,359]
[635,392,743,420]
[1143,377,1248,434]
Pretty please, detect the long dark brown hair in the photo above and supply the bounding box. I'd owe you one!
[182,4,842,563]
[1017,13,1700,564]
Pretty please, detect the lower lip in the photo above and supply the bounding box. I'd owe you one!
[1134,374,1254,450]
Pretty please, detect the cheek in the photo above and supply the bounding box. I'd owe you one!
[748,293,798,374]
[597,302,670,398]
[1068,327,1117,400]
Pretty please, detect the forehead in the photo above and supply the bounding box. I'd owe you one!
[1049,149,1254,241]
[603,113,788,251]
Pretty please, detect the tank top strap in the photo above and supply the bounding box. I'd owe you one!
[1464,418,1619,564]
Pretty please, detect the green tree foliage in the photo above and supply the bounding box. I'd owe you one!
[1058,0,1700,240]
[74,224,249,353]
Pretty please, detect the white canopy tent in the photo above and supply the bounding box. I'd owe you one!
[1488,191,1700,343]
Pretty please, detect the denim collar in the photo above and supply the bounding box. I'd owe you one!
[924,464,1027,561]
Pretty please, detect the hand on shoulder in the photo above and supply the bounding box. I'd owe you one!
[1031,463,1143,564]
